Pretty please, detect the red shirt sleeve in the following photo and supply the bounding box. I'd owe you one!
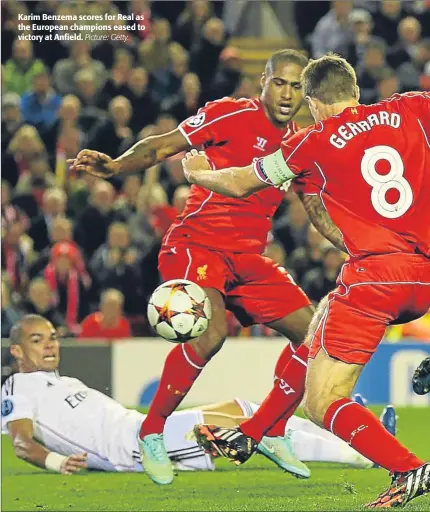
[281,124,325,195]
[178,98,253,147]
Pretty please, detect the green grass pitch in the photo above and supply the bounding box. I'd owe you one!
[2,406,430,511]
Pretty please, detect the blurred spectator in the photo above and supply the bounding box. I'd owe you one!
[99,49,134,109]
[302,247,345,303]
[311,0,353,59]
[161,72,202,121]
[356,40,391,104]
[147,183,178,239]
[289,225,327,283]
[74,68,103,109]
[53,41,106,95]
[377,68,400,100]
[4,39,45,96]
[150,44,189,102]
[190,17,225,89]
[232,76,259,100]
[79,289,131,340]
[397,38,430,91]
[1,181,28,232]
[2,124,48,188]
[87,96,135,158]
[74,181,116,259]
[388,16,422,69]
[174,0,213,51]
[43,95,84,155]
[20,70,62,132]
[27,187,66,254]
[124,67,159,133]
[205,46,243,102]
[67,173,99,219]
[14,155,57,208]
[386,310,430,342]
[21,277,65,330]
[2,92,23,151]
[273,199,310,255]
[373,0,407,47]
[128,0,152,41]
[91,19,139,70]
[113,176,142,222]
[29,217,74,279]
[128,185,158,252]
[347,9,382,68]
[172,184,190,214]
[138,18,172,73]
[42,241,92,335]
[1,220,32,300]
[89,223,145,315]
[1,278,22,338]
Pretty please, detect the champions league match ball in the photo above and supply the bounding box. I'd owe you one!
[147,279,212,342]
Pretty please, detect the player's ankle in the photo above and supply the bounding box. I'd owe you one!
[139,417,165,439]
[240,422,263,443]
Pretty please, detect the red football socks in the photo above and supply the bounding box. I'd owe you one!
[139,344,206,438]
[274,342,296,380]
[324,398,424,473]
[240,344,309,442]
[265,342,302,437]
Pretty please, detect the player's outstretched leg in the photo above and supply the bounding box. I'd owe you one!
[304,349,428,507]
[139,287,228,485]
[412,356,430,395]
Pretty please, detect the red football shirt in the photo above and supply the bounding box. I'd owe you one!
[163,97,297,253]
[79,313,131,340]
[279,92,430,258]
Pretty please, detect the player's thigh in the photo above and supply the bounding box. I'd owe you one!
[304,348,363,426]
[188,287,229,360]
[226,254,312,330]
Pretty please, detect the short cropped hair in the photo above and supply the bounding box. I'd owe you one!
[9,314,46,345]
[265,49,308,76]
[301,53,357,105]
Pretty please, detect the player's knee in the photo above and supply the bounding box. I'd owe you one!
[302,395,326,427]
[189,320,228,360]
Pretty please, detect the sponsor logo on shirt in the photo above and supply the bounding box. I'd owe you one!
[197,265,208,281]
[186,113,206,128]
[253,137,268,151]
[1,399,13,417]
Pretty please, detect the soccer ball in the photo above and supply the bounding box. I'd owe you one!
[147,279,212,342]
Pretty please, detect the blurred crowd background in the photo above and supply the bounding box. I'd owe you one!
[2,0,430,342]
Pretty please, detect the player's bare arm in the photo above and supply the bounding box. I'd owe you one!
[8,418,87,474]
[298,194,347,253]
[182,150,268,198]
[68,129,189,178]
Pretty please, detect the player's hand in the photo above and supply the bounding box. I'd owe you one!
[60,453,88,475]
[67,150,120,178]
[182,149,212,182]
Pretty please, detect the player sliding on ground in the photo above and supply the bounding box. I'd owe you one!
[2,315,382,474]
[183,56,430,509]
[69,49,319,485]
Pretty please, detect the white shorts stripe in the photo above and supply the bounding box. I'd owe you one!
[184,248,192,280]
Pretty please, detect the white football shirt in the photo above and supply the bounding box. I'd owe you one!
[1,371,212,472]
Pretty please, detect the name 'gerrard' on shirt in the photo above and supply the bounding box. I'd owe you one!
[330,111,401,149]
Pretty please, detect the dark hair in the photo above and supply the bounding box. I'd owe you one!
[301,53,357,104]
[9,314,47,345]
[265,49,308,77]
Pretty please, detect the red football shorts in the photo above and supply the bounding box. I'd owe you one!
[158,244,311,326]
[309,253,430,365]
